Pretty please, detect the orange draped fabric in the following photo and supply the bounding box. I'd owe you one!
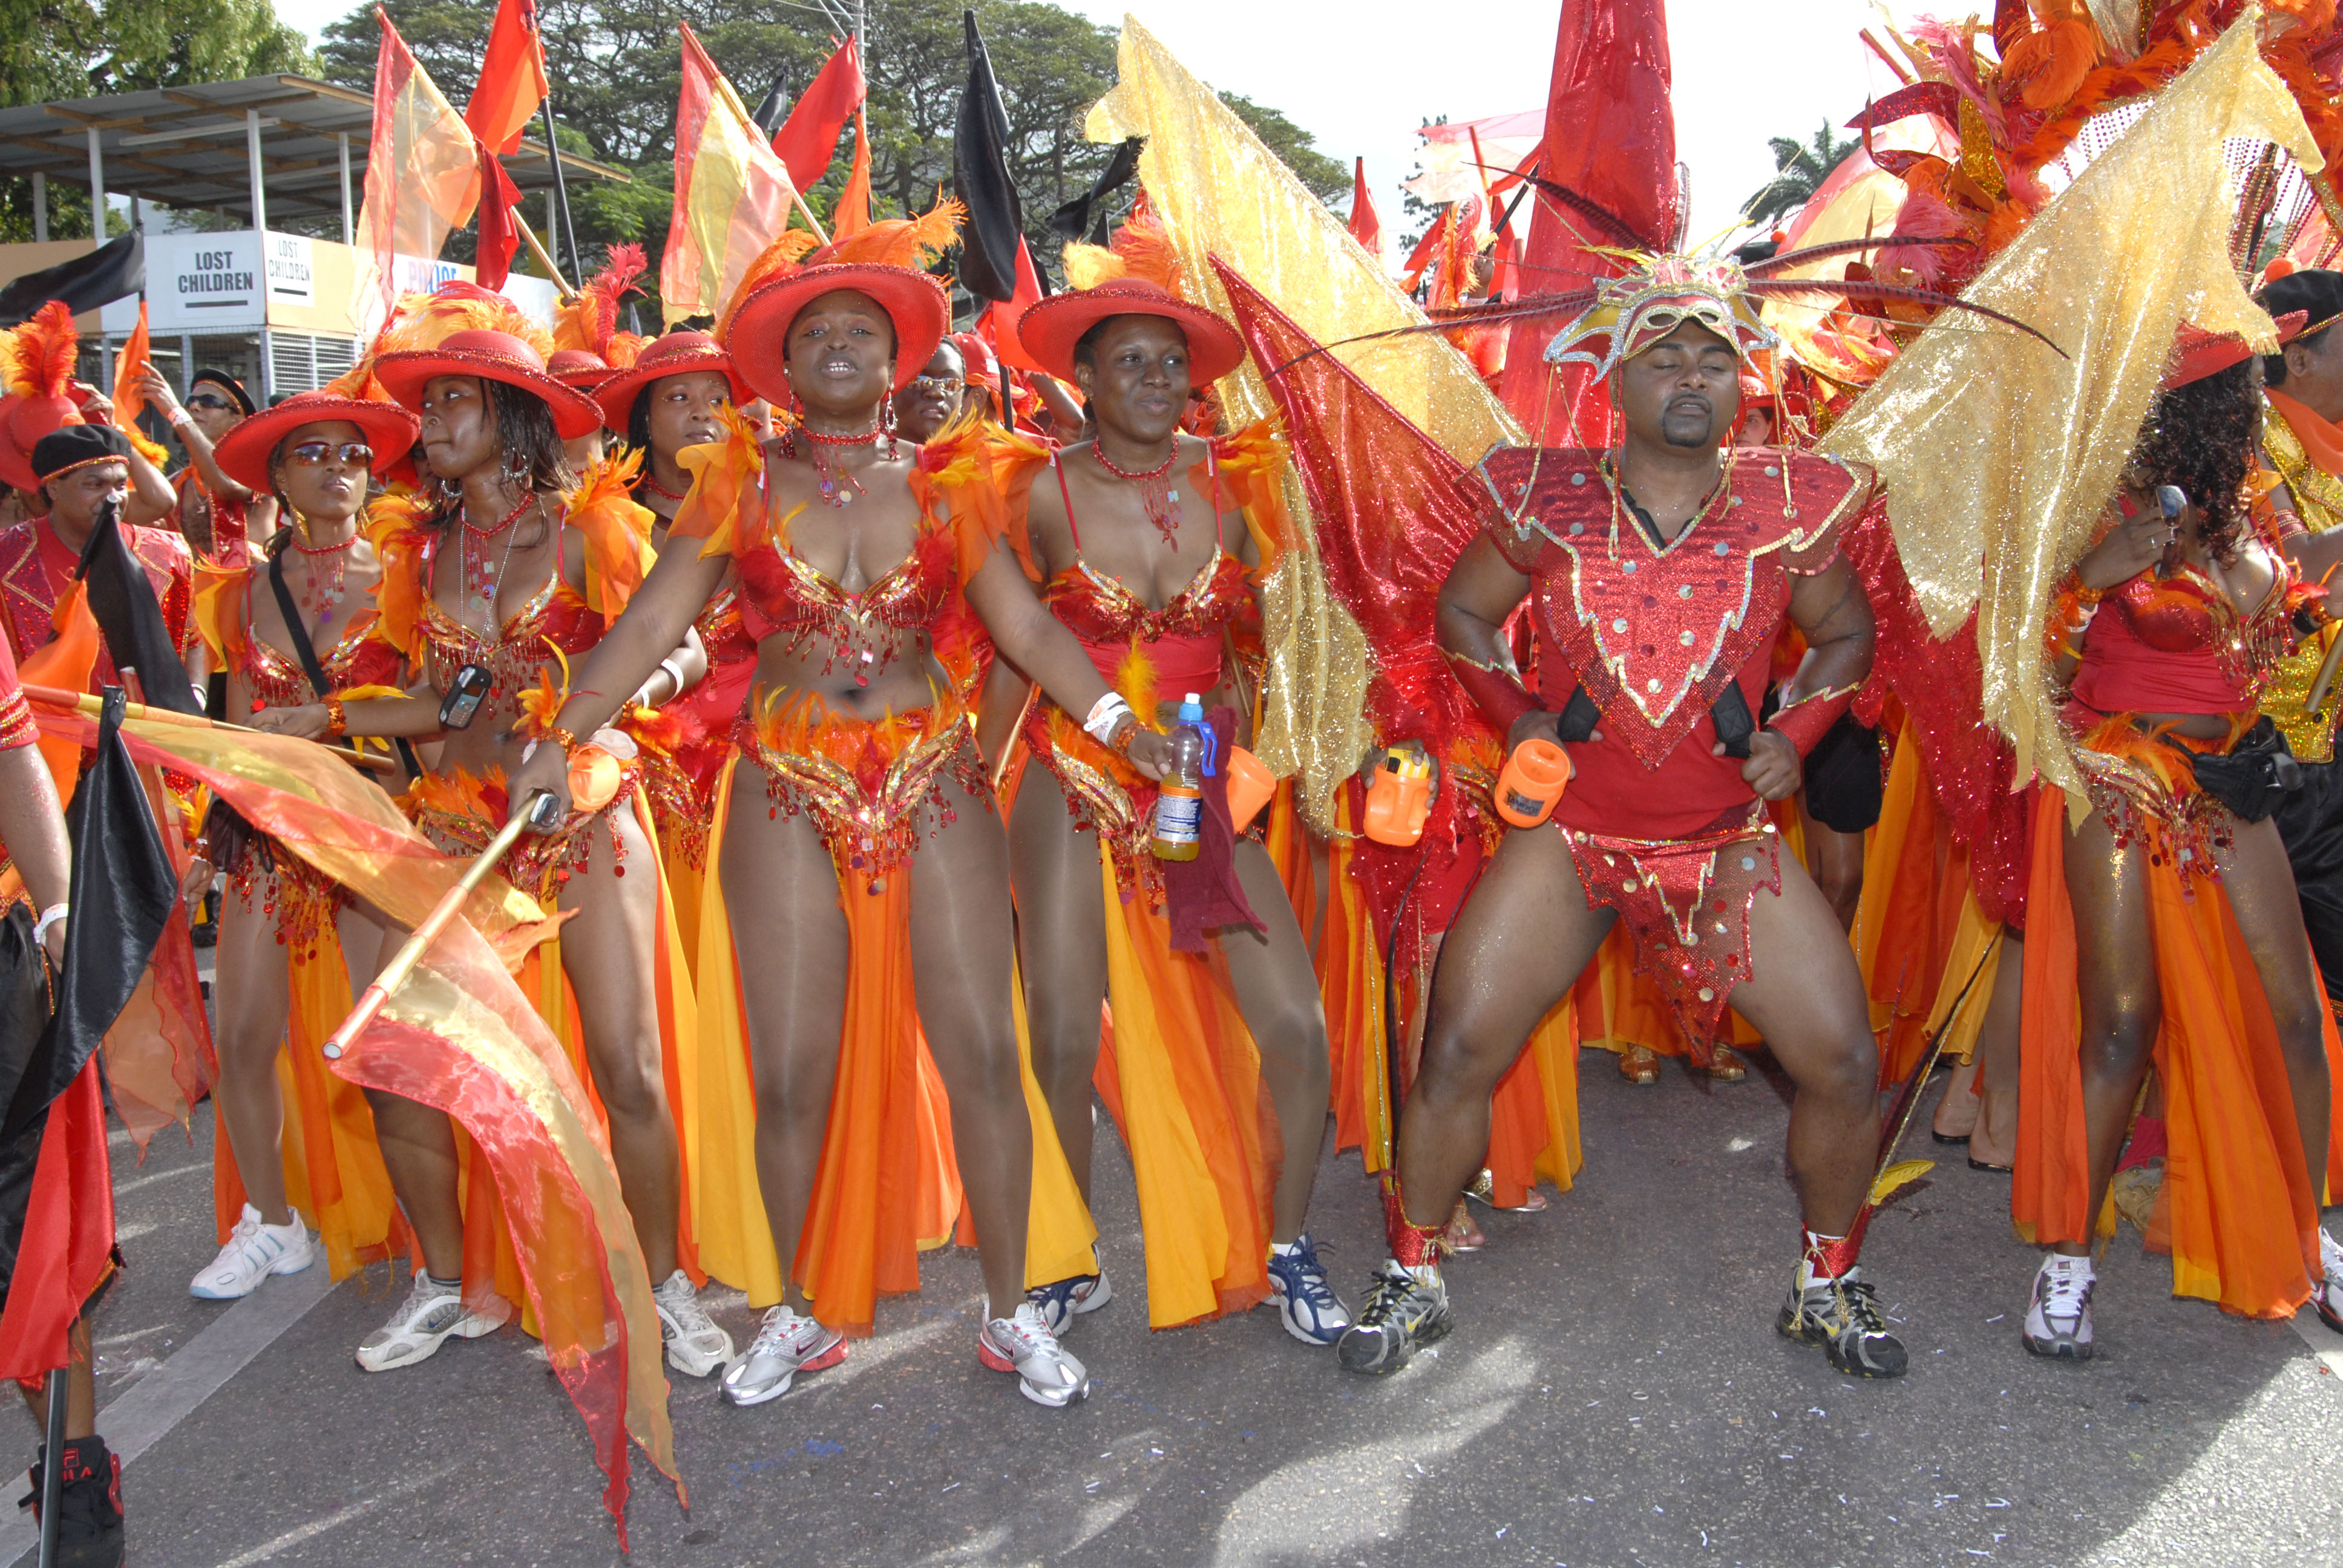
[1317,792,1390,1166]
[1483,999,1584,1207]
[2016,783,2343,1318]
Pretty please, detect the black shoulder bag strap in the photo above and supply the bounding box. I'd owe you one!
[266,548,422,778]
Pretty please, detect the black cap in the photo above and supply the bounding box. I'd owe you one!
[31,422,134,483]
[191,368,256,417]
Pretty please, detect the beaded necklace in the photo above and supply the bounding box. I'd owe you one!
[287,520,355,629]
[463,489,534,610]
[795,422,893,508]
[1092,440,1182,549]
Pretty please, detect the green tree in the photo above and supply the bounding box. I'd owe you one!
[318,0,1344,316]
[1742,120,1856,229]
[0,0,312,241]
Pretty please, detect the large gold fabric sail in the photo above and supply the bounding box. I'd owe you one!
[1823,18,2319,805]
[1086,16,1524,829]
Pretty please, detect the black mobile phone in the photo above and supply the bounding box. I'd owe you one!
[437,664,493,730]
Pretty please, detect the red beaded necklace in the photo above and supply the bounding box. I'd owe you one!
[462,489,535,609]
[795,422,890,508]
[1092,440,1182,549]
[287,523,355,629]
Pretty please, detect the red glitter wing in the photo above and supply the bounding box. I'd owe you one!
[1211,256,1496,752]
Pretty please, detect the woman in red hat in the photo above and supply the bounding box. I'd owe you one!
[2015,322,2343,1357]
[251,298,731,1383]
[188,391,420,1305]
[506,237,1171,1410]
[972,276,1346,1345]
[595,330,751,952]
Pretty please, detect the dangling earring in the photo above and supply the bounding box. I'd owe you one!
[505,448,530,482]
[880,394,899,460]
[439,475,462,503]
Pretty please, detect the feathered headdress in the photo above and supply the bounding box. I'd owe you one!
[377,281,555,360]
[552,244,650,370]
[2,301,87,461]
[1060,205,1184,295]
[715,195,965,342]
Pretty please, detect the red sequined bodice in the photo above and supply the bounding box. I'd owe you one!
[1045,547,1248,694]
[2073,559,2294,716]
[1480,444,1876,838]
[734,495,960,658]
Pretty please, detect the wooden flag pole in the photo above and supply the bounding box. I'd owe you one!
[24,684,398,774]
[513,210,574,298]
[323,792,550,1060]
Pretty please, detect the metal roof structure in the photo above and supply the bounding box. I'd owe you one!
[0,74,626,229]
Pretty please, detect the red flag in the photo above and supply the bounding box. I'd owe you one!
[464,0,550,157]
[980,237,1047,375]
[0,1065,111,1387]
[833,104,873,238]
[1496,0,1677,435]
[1347,157,1385,261]
[474,140,525,289]
[771,36,866,192]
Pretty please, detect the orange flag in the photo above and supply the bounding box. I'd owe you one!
[660,24,799,325]
[833,105,873,238]
[108,304,171,470]
[355,7,482,322]
[464,0,550,157]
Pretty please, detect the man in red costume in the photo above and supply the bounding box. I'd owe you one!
[1336,256,1908,1379]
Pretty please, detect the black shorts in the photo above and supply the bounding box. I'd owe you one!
[1801,711,1884,835]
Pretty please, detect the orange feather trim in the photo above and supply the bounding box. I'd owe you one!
[562,449,657,627]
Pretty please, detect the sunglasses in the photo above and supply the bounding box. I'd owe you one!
[284,440,373,468]
[186,394,235,412]
[909,374,965,393]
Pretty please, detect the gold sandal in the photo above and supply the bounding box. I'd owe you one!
[1707,1045,1747,1082]
[1617,1044,1661,1085]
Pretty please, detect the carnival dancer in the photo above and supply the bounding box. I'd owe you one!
[978,276,1346,1342]
[2016,327,2343,1354]
[184,390,421,1299]
[1335,258,1909,1379]
[894,338,969,446]
[134,368,264,564]
[595,330,748,949]
[2250,267,2343,1003]
[503,238,1149,1408]
[250,300,730,1379]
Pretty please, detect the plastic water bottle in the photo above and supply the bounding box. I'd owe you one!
[1151,693,1214,861]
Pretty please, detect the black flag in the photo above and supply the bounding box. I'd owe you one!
[77,497,200,716]
[952,10,1023,304]
[753,77,791,140]
[1050,136,1144,247]
[0,232,143,327]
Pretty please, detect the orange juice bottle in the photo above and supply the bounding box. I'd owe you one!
[1152,693,1210,861]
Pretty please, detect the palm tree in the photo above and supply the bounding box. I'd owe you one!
[1742,122,1860,228]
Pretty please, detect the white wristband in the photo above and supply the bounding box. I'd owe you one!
[166,406,192,429]
[34,903,68,945]
[1083,693,1134,745]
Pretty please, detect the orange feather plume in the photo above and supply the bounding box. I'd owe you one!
[1061,209,1184,295]
[552,243,649,362]
[379,283,554,359]
[8,301,79,400]
[806,194,966,272]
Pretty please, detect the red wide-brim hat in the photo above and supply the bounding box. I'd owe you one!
[2164,310,2309,390]
[1017,278,1247,385]
[548,348,614,392]
[374,330,605,439]
[593,332,747,431]
[212,391,422,494]
[722,263,951,402]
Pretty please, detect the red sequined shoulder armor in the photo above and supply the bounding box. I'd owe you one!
[1476,444,1876,769]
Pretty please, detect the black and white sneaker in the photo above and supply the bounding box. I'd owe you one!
[1335,1261,1450,1376]
[2315,1229,2343,1336]
[1777,1269,1909,1378]
[2020,1254,2096,1361]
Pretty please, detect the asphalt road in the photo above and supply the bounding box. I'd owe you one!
[8,1050,2340,1568]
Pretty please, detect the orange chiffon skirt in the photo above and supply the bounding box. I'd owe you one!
[2017,759,2343,1318]
[691,731,1095,1334]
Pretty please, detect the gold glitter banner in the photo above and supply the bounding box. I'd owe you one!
[1823,17,2316,805]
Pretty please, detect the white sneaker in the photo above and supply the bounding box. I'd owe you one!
[719,1305,845,1406]
[2314,1227,2343,1333]
[2022,1253,2096,1361]
[189,1203,315,1300]
[355,1270,502,1373]
[978,1302,1090,1408]
[652,1270,735,1378]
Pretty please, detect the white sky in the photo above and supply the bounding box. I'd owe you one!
[269,0,1914,244]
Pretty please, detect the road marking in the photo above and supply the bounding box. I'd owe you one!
[110,1161,207,1198]
[211,1464,457,1568]
[0,1266,336,1566]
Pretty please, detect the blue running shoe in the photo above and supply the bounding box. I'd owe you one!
[1026,1269,1113,1336]
[1266,1234,1352,1346]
